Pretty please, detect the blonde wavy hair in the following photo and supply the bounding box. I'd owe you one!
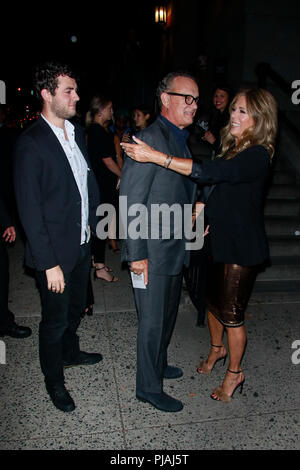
[218,88,278,159]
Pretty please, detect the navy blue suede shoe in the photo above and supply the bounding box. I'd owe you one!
[163,365,183,379]
[136,391,183,412]
[63,351,103,368]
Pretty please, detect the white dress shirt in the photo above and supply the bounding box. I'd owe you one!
[41,114,90,245]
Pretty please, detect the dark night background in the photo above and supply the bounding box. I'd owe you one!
[1,0,300,127]
[1,1,165,121]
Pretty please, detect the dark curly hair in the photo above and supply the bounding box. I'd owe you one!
[34,61,77,103]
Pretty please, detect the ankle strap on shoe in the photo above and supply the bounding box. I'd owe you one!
[227,368,242,374]
[211,344,223,348]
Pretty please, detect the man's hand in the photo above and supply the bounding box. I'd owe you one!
[121,136,158,163]
[203,224,210,237]
[121,133,131,143]
[46,265,65,294]
[192,202,205,227]
[2,226,16,243]
[202,130,216,144]
[130,259,149,286]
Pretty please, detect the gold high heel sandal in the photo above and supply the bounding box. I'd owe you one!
[197,344,227,375]
[210,369,245,402]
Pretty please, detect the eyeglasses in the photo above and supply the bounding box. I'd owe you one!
[166,92,199,105]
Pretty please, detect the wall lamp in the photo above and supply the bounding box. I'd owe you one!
[155,5,167,24]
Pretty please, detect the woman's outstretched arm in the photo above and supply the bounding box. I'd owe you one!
[121,136,270,185]
[120,136,193,176]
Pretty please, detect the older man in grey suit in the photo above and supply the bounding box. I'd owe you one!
[120,71,199,412]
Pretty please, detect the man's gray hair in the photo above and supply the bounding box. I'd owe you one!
[156,70,198,111]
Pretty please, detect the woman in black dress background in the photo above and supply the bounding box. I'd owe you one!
[86,94,122,282]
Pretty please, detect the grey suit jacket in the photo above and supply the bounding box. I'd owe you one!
[120,115,197,276]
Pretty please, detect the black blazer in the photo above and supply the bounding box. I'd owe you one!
[191,145,270,266]
[14,117,100,273]
[120,115,197,275]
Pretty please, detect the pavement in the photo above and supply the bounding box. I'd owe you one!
[1,235,300,452]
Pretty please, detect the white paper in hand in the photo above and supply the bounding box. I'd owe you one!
[130,271,147,289]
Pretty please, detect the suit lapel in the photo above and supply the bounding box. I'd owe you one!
[37,117,81,194]
[74,125,89,163]
[38,117,70,164]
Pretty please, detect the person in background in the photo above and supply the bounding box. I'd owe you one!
[0,105,16,214]
[0,104,31,339]
[111,108,131,171]
[120,105,153,156]
[0,193,32,339]
[86,94,122,272]
[132,104,153,132]
[202,84,232,153]
[112,108,131,141]
[121,87,278,403]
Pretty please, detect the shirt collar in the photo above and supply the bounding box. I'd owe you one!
[41,114,75,147]
[159,115,189,143]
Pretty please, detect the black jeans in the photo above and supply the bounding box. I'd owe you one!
[91,234,106,264]
[0,239,14,329]
[35,243,91,386]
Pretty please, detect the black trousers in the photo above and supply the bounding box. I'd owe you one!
[85,273,94,308]
[0,239,14,328]
[91,235,106,264]
[134,271,182,394]
[35,242,91,386]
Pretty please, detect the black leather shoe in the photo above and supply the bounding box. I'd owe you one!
[45,383,75,412]
[63,351,103,368]
[136,391,183,412]
[0,322,32,339]
[163,365,183,379]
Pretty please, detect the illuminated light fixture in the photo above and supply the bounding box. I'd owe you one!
[155,5,167,24]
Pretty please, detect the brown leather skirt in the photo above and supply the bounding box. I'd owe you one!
[205,261,258,327]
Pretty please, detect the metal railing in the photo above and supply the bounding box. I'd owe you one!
[255,62,300,142]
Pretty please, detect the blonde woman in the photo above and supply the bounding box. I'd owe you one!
[121,88,278,402]
[86,95,121,280]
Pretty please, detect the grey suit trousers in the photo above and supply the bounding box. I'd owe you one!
[134,271,183,394]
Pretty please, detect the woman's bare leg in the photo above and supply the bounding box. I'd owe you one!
[227,325,246,371]
[197,311,226,373]
[211,325,246,399]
